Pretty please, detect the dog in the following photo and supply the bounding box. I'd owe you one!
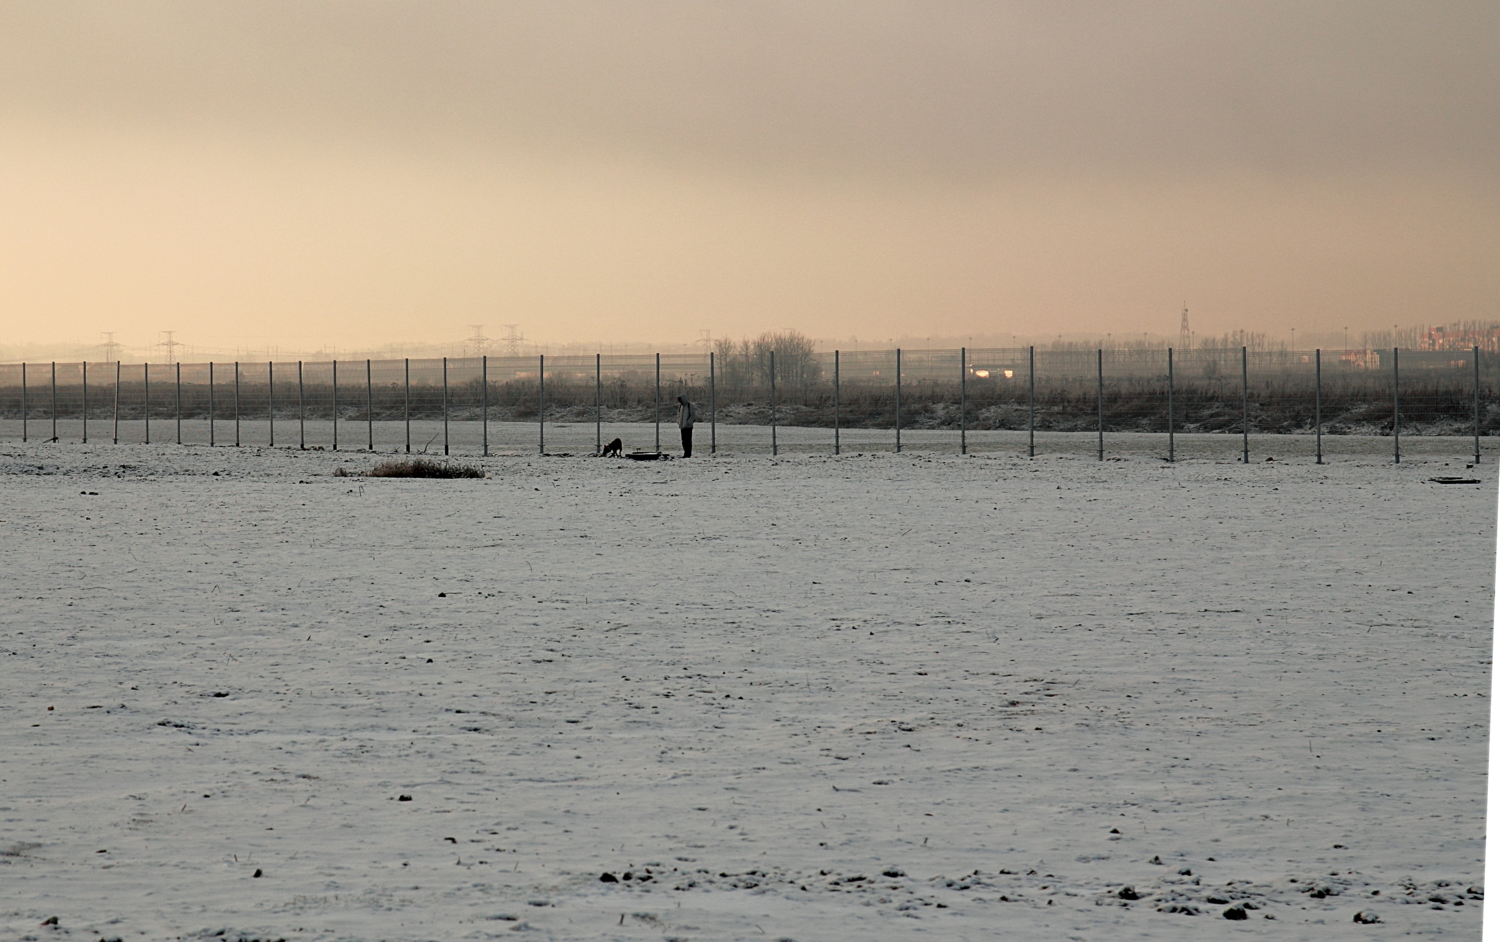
[599,437,623,457]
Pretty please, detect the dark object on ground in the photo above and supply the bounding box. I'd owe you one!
[1429,476,1481,484]
[253,868,262,878]
[367,459,484,478]
[1353,911,1382,924]
[1118,886,1140,900]
[599,438,623,457]
[398,794,412,801]
[599,872,619,883]
[626,452,668,461]
[1223,906,1248,920]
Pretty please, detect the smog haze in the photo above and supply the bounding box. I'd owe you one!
[2,1,1496,357]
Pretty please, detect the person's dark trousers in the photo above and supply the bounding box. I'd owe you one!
[681,427,692,458]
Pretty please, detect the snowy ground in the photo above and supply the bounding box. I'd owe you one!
[2,417,1491,463]
[0,430,1492,941]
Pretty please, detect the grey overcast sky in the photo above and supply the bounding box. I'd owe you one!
[2,1,1496,352]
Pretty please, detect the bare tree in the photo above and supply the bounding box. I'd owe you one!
[714,330,820,390]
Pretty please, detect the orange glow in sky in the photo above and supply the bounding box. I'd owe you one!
[2,3,1495,355]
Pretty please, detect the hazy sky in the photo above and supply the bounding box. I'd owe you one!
[3,1,1496,354]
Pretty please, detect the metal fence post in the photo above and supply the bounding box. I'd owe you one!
[1240,346,1249,463]
[113,360,121,445]
[442,356,449,456]
[654,352,661,453]
[209,361,215,447]
[960,346,967,455]
[539,353,545,455]
[895,348,902,454]
[1028,346,1035,458]
[234,361,240,447]
[366,359,373,452]
[594,353,601,455]
[771,350,778,456]
[50,362,57,443]
[1315,349,1323,465]
[1392,346,1400,464]
[709,351,717,455]
[82,361,88,444]
[175,362,182,445]
[1475,346,1482,464]
[483,354,490,457]
[333,359,339,451]
[143,362,150,444]
[298,361,305,450]
[834,349,840,456]
[268,361,274,448]
[20,363,25,442]
[1096,349,1103,461]
[1167,347,1174,463]
[403,358,410,454]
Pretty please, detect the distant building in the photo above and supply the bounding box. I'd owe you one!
[1340,349,1381,369]
[1420,324,1500,353]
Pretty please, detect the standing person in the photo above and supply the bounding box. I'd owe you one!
[676,395,695,458]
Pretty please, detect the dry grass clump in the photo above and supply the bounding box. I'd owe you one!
[338,458,484,478]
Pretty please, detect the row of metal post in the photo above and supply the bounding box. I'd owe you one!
[556,344,1471,462]
[19,358,395,453]
[12,347,1487,463]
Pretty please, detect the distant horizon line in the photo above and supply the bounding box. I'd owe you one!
[3,322,1492,365]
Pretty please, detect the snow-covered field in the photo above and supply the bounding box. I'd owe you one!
[1,432,1492,941]
[2,417,1489,462]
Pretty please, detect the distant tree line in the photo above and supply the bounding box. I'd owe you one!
[712,331,820,389]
